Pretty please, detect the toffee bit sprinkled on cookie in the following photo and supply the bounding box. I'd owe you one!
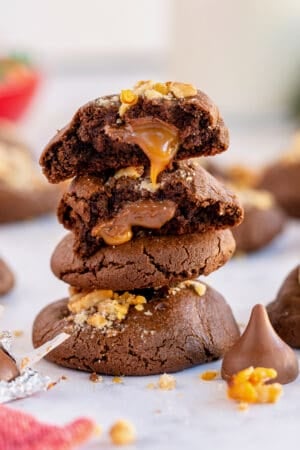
[109,419,136,446]
[68,288,147,331]
[89,372,103,383]
[168,280,206,297]
[199,370,219,381]
[227,367,283,405]
[158,373,176,390]
[119,80,197,117]
[114,166,144,180]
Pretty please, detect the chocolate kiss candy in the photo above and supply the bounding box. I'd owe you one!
[0,348,20,381]
[221,304,299,384]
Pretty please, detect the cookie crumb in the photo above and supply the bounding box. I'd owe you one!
[109,419,136,445]
[89,372,103,383]
[112,376,123,384]
[20,357,29,370]
[158,373,176,390]
[199,370,219,381]
[13,330,23,337]
[238,402,249,411]
[146,382,156,390]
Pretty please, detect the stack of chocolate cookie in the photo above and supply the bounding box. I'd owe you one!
[33,81,243,375]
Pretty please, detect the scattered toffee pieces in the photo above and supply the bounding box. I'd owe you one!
[226,367,283,406]
[109,419,136,446]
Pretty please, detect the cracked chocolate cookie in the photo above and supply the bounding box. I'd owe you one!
[0,258,14,296]
[32,282,240,375]
[232,189,286,253]
[51,230,235,291]
[58,159,243,257]
[0,122,61,223]
[267,265,300,347]
[40,81,229,184]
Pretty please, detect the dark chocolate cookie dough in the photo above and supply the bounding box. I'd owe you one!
[32,283,240,376]
[0,258,14,296]
[40,81,229,183]
[267,265,300,348]
[59,159,243,256]
[51,230,235,291]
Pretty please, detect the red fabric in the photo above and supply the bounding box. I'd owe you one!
[0,405,95,450]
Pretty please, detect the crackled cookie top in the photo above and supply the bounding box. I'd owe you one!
[40,80,229,183]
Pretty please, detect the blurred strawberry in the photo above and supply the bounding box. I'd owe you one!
[0,405,96,450]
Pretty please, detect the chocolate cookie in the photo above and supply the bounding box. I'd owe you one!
[267,265,300,348]
[0,258,14,296]
[58,159,243,256]
[259,161,300,218]
[258,133,300,218]
[32,283,240,375]
[231,190,286,253]
[0,122,61,223]
[51,230,235,291]
[40,81,229,184]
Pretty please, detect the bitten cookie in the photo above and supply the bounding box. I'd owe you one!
[231,189,286,253]
[267,265,300,347]
[51,230,235,291]
[0,258,14,296]
[32,282,240,375]
[40,81,229,184]
[0,122,61,223]
[58,159,243,256]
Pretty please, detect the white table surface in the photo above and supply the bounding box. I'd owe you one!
[0,213,299,450]
[1,73,300,449]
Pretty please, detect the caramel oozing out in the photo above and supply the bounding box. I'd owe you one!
[121,118,179,186]
[92,199,176,246]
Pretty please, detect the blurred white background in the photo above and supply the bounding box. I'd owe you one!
[1,0,300,163]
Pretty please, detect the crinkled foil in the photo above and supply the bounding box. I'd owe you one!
[0,331,69,403]
[0,367,50,403]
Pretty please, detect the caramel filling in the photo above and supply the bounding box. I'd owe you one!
[91,199,176,246]
[109,118,179,185]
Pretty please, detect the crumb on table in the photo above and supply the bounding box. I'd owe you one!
[158,373,176,390]
[109,419,136,445]
[199,370,219,381]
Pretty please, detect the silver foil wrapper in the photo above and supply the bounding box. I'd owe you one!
[0,331,69,403]
[0,367,50,403]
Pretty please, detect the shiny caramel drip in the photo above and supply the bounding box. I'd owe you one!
[92,199,176,246]
[114,118,179,186]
